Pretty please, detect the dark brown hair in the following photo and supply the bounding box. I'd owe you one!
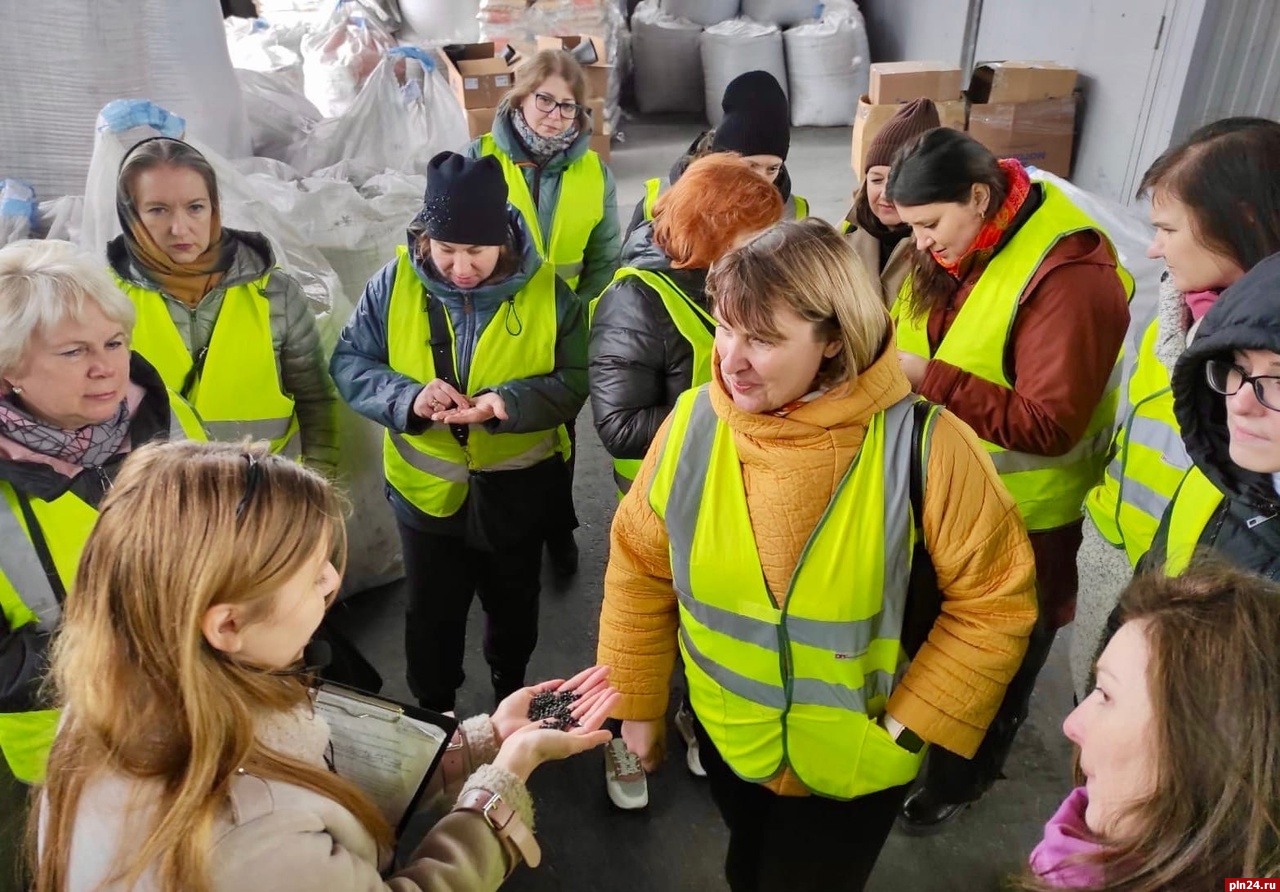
[1016,560,1280,890]
[885,128,1007,319]
[1139,116,1280,274]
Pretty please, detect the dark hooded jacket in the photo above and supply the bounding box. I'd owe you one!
[329,209,588,534]
[588,221,709,463]
[622,132,799,244]
[1147,251,1280,578]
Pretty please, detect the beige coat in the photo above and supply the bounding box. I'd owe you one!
[845,224,914,307]
[55,710,531,892]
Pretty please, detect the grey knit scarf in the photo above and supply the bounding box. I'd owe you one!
[511,108,580,164]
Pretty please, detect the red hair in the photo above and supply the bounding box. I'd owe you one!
[653,154,785,270]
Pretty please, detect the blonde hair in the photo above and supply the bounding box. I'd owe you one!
[706,218,891,390]
[0,239,136,379]
[32,441,392,892]
[505,49,589,127]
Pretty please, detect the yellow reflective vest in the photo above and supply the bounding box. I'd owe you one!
[0,394,204,783]
[589,267,716,494]
[1162,466,1226,576]
[1084,318,1192,565]
[649,385,937,799]
[382,247,568,518]
[479,134,605,291]
[116,274,300,457]
[893,181,1135,532]
[642,176,809,222]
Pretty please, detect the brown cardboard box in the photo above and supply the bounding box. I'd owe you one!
[868,61,963,105]
[850,95,967,177]
[442,43,517,109]
[465,106,498,139]
[535,35,612,99]
[969,61,1077,104]
[967,95,1077,177]
[591,128,611,162]
[587,97,610,160]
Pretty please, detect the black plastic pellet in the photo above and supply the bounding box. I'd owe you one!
[528,690,580,730]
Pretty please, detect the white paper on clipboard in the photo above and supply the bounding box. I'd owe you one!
[312,685,451,828]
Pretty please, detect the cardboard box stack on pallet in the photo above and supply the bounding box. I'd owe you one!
[851,62,967,178]
[967,62,1078,178]
[443,38,615,161]
[850,59,1080,180]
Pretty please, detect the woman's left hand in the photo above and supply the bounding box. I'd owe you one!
[897,351,930,391]
[434,391,507,425]
[491,665,615,743]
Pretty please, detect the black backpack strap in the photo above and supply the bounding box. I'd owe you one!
[424,295,469,449]
[901,399,941,659]
[15,491,67,605]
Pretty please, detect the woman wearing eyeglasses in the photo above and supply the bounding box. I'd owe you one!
[465,48,619,577]
[1141,252,1280,582]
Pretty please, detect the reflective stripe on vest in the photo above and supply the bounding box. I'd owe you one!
[590,267,716,494]
[479,135,605,291]
[0,398,202,783]
[643,177,809,223]
[1163,466,1226,576]
[382,247,566,518]
[893,180,1135,531]
[648,386,934,799]
[1084,318,1193,565]
[117,274,300,456]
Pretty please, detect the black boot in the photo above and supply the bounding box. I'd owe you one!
[492,670,526,709]
[897,785,973,834]
[545,528,579,577]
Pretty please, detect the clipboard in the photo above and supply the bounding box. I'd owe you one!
[311,682,459,837]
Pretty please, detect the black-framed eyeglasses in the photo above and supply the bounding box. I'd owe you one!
[532,92,583,119]
[236,453,264,522]
[1206,359,1280,412]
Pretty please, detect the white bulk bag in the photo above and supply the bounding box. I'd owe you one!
[225,16,306,91]
[287,49,469,177]
[400,0,481,43]
[236,69,324,162]
[742,0,820,27]
[0,181,36,247]
[632,0,705,114]
[662,0,739,27]
[701,19,787,128]
[36,196,84,243]
[783,2,869,126]
[300,3,397,118]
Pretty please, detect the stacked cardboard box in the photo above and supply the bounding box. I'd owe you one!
[967,61,1078,177]
[851,62,967,178]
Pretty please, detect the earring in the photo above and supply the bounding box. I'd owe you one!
[7,385,19,394]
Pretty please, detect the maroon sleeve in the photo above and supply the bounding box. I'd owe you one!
[918,233,1131,455]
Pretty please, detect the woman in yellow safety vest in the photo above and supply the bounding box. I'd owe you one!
[597,219,1037,892]
[0,239,204,873]
[1141,251,1280,583]
[840,98,939,306]
[109,137,338,473]
[466,48,619,576]
[625,70,810,241]
[331,152,587,714]
[1072,117,1280,700]
[886,127,1133,829]
[588,153,783,811]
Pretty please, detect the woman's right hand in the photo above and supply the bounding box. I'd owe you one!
[621,718,666,773]
[492,685,619,783]
[412,378,471,420]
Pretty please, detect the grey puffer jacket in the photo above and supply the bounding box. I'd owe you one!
[329,209,588,531]
[1071,272,1202,697]
[464,105,620,302]
[589,222,709,466]
[107,229,339,474]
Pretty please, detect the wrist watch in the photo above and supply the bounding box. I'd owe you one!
[455,787,542,869]
[883,714,926,754]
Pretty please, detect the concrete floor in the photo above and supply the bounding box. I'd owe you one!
[339,116,1078,891]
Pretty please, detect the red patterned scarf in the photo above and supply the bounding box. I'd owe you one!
[932,158,1032,280]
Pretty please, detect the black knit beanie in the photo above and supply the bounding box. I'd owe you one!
[419,152,509,246]
[712,70,791,161]
[865,98,942,170]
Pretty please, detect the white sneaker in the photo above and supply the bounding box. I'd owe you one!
[604,738,649,810]
[672,703,706,777]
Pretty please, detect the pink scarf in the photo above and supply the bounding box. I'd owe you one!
[1028,787,1107,887]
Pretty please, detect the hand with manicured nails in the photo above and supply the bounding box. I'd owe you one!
[621,718,667,773]
[434,391,507,425]
[413,378,471,420]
